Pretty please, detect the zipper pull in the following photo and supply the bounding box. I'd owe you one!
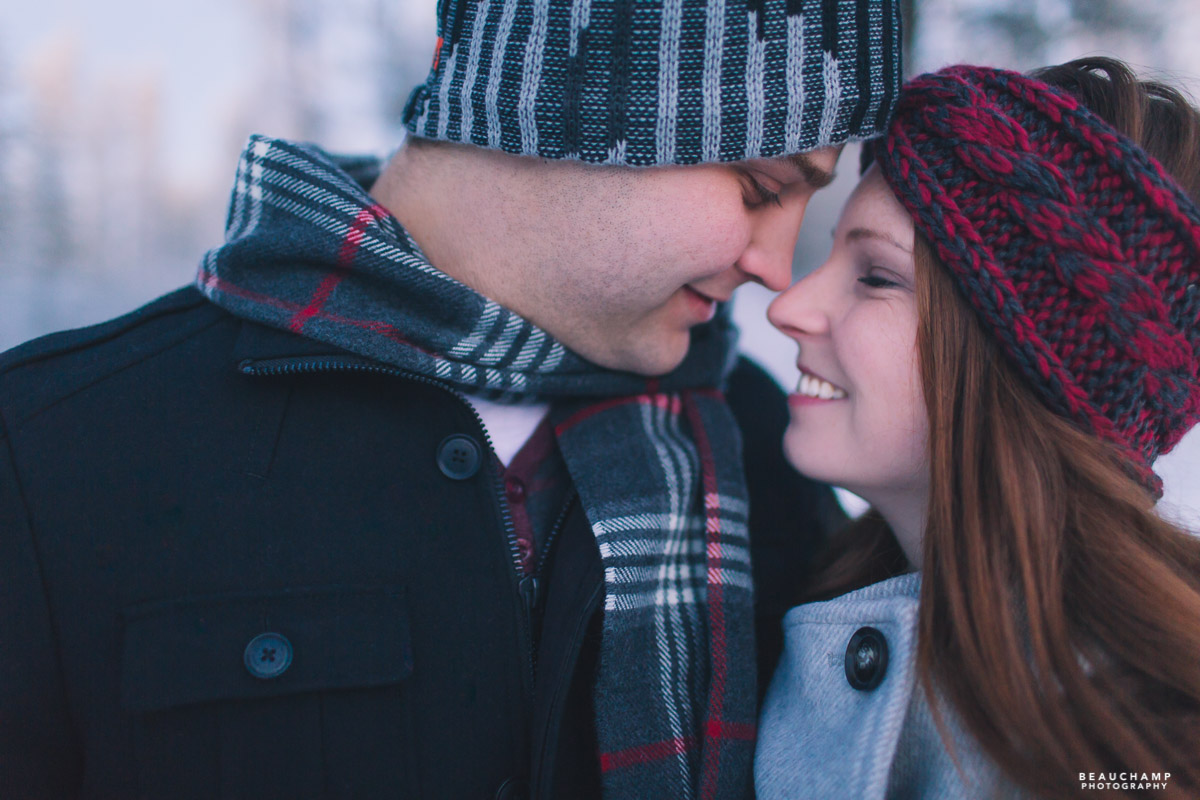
[519,575,542,615]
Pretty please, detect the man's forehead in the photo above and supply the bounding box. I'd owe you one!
[776,147,841,188]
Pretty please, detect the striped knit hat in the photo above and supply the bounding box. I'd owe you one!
[402,0,902,165]
[871,65,1200,495]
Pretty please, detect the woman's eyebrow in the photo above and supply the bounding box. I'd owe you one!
[846,226,912,254]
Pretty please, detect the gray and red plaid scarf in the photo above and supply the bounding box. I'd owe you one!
[198,135,757,799]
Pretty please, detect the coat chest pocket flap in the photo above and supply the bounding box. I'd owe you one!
[121,585,412,713]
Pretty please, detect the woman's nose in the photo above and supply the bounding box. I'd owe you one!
[768,262,834,338]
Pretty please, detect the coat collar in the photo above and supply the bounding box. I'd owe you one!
[231,319,357,370]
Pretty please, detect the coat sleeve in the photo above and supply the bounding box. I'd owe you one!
[724,357,848,704]
[0,410,82,798]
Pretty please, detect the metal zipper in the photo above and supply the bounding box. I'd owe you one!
[239,355,536,687]
[522,486,579,683]
[536,487,577,578]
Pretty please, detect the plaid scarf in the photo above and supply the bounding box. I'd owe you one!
[198,135,757,799]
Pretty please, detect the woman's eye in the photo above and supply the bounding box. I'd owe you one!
[857,274,899,289]
[742,177,782,209]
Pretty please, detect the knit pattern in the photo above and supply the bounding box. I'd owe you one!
[872,66,1200,494]
[402,0,902,165]
[198,135,758,798]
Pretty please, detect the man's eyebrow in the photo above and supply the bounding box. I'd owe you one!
[846,226,912,253]
[786,153,837,188]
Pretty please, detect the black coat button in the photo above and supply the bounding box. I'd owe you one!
[845,626,888,691]
[244,632,293,680]
[437,434,482,480]
[494,776,529,800]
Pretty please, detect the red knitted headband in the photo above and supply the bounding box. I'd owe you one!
[871,65,1200,495]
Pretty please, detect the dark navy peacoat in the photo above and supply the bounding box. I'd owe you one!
[0,287,843,799]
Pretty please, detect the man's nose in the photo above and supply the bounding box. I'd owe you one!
[735,200,811,292]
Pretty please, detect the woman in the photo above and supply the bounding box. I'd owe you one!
[756,58,1200,799]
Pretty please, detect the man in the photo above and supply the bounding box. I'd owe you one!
[0,0,900,797]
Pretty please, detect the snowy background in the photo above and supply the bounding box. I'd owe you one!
[1,0,1197,528]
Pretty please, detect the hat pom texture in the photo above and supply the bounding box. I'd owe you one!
[874,66,1200,494]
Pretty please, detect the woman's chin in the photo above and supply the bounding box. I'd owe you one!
[782,448,841,490]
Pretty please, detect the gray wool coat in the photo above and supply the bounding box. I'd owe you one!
[755,573,1027,799]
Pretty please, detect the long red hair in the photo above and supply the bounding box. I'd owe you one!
[805,58,1200,798]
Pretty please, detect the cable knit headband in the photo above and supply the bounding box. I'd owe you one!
[871,65,1200,495]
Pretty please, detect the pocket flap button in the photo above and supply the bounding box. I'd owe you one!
[244,632,293,680]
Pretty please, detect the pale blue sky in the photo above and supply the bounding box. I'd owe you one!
[2,1,439,185]
[4,0,255,185]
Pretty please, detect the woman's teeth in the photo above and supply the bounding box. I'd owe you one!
[796,372,846,400]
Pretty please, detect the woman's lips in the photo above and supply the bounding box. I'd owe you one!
[788,365,848,406]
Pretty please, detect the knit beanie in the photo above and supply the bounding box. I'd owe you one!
[871,65,1200,495]
[402,0,903,166]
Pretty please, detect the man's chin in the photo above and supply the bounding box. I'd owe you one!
[563,324,690,376]
[604,338,690,377]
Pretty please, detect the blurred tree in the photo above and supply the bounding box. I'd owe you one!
[376,0,439,132]
[968,0,1154,63]
[245,0,429,151]
[20,36,87,332]
[907,0,1185,80]
[0,47,13,261]
[899,0,917,76]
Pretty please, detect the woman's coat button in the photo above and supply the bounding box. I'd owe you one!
[845,626,889,691]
